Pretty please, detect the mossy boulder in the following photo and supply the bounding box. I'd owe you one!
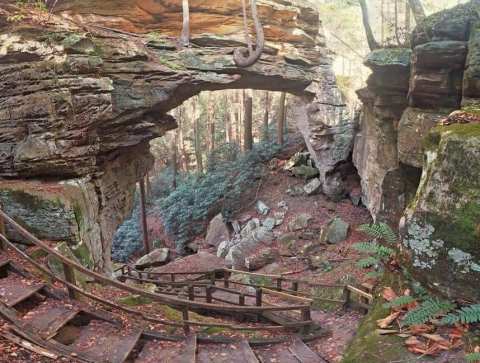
[401,124,480,301]
[365,48,412,70]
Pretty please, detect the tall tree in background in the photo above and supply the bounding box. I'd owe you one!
[171,130,178,189]
[207,93,216,152]
[180,0,190,47]
[277,92,286,145]
[405,0,411,34]
[243,91,253,151]
[408,0,426,23]
[262,91,270,141]
[192,98,203,173]
[359,0,380,51]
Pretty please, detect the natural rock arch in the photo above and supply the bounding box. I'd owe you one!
[0,0,349,272]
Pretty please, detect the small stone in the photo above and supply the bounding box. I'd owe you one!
[217,240,232,258]
[256,200,270,215]
[286,185,305,196]
[304,178,322,195]
[284,152,310,171]
[273,211,285,226]
[288,213,313,231]
[325,217,350,244]
[262,217,276,231]
[245,248,278,271]
[277,201,288,209]
[241,218,260,237]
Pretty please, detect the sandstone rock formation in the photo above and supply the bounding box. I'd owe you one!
[355,1,480,300]
[0,0,347,272]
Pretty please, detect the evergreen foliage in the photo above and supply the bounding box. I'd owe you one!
[383,295,416,309]
[441,304,480,325]
[466,352,480,362]
[402,298,455,326]
[158,141,280,253]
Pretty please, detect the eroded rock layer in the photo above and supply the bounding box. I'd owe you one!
[0,0,347,271]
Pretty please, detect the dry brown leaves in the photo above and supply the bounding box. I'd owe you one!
[376,287,468,357]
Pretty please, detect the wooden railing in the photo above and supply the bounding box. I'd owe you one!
[0,209,319,334]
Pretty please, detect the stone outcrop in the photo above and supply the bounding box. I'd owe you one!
[401,123,480,301]
[0,0,347,272]
[355,1,480,301]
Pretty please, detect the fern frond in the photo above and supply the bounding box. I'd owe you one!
[357,223,397,244]
[366,271,384,279]
[357,256,379,269]
[403,298,455,326]
[441,304,480,325]
[353,241,394,259]
[466,352,480,362]
[383,296,416,309]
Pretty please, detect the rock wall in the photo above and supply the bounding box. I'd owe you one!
[0,0,348,272]
[355,1,480,300]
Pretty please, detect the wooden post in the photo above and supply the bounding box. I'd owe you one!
[139,179,151,255]
[255,288,262,307]
[182,308,190,335]
[343,286,352,311]
[291,281,299,296]
[62,263,78,300]
[301,307,312,334]
[206,285,213,303]
[276,278,283,292]
[239,293,245,306]
[223,272,230,288]
[188,284,195,301]
[0,202,5,251]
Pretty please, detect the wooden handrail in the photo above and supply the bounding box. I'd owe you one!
[0,233,295,332]
[0,209,310,314]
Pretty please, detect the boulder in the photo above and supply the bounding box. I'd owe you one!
[256,200,270,216]
[152,252,225,274]
[245,248,278,271]
[325,218,349,244]
[322,173,345,201]
[134,248,170,269]
[288,213,313,231]
[205,214,230,248]
[291,165,320,179]
[284,152,309,171]
[401,124,480,301]
[241,218,260,237]
[226,227,274,269]
[304,178,321,195]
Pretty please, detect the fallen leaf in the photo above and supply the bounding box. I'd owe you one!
[382,287,397,302]
[377,312,401,329]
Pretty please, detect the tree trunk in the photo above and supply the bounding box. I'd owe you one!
[405,0,411,33]
[193,99,203,173]
[262,91,270,142]
[381,0,385,45]
[359,0,380,51]
[277,92,286,145]
[206,93,216,153]
[408,0,426,24]
[244,93,253,151]
[180,0,190,47]
[171,131,178,190]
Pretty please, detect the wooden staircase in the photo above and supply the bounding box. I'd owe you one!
[0,259,328,362]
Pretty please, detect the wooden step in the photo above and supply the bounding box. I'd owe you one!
[289,336,327,363]
[254,343,301,363]
[197,339,258,363]
[0,274,45,307]
[20,300,80,339]
[135,334,196,363]
[71,320,142,363]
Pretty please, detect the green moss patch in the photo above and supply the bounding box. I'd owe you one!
[365,48,412,69]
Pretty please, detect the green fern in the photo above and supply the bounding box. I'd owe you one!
[357,256,380,269]
[466,352,480,362]
[441,304,480,325]
[383,296,416,309]
[365,271,384,279]
[354,241,394,260]
[358,222,397,244]
[402,298,456,326]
